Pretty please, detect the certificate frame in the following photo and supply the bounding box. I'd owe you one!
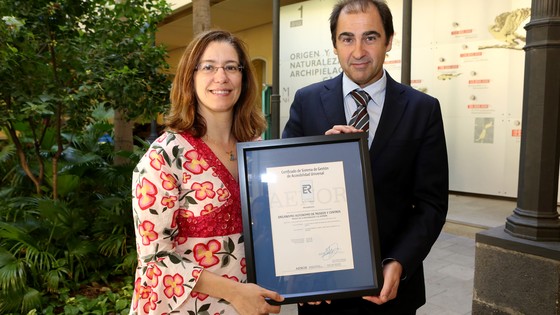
[237,133,383,305]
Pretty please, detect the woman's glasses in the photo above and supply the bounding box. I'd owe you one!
[195,63,244,75]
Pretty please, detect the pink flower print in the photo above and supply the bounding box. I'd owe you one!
[222,274,239,282]
[146,263,162,287]
[192,269,202,280]
[161,195,177,208]
[160,172,177,191]
[136,178,158,210]
[143,291,158,313]
[191,181,215,201]
[194,240,221,267]
[139,221,158,246]
[240,258,247,274]
[175,235,187,245]
[191,290,209,301]
[172,208,194,228]
[201,203,215,215]
[148,150,165,170]
[133,278,151,310]
[217,187,230,202]
[163,274,185,298]
[140,288,152,300]
[183,150,210,174]
[183,172,191,184]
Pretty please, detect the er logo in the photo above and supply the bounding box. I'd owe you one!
[301,181,314,202]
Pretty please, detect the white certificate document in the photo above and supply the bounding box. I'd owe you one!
[265,161,354,276]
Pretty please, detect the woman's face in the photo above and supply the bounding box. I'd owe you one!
[194,41,243,116]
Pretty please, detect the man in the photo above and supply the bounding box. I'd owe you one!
[282,0,449,314]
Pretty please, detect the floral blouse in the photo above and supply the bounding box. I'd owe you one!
[130,131,246,315]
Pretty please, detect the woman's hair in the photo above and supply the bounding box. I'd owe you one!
[166,29,266,142]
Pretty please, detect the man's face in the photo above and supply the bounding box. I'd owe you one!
[334,4,393,87]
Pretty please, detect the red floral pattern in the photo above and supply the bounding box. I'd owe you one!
[240,258,247,275]
[148,150,164,170]
[191,181,216,200]
[163,274,185,298]
[139,221,158,246]
[146,263,162,287]
[160,172,177,191]
[183,149,210,174]
[131,131,245,314]
[193,240,221,268]
[136,178,158,210]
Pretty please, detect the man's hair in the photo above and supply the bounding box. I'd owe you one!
[329,0,395,47]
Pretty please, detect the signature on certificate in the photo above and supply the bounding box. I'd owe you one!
[319,243,340,260]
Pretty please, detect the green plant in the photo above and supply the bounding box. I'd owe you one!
[0,0,170,197]
[0,118,134,312]
[0,0,170,312]
[13,276,135,315]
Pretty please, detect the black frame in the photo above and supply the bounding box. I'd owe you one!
[237,133,383,305]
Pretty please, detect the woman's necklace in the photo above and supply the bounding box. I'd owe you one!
[205,135,237,161]
[226,149,236,161]
[223,139,237,161]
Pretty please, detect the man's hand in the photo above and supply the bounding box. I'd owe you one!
[363,260,403,305]
[325,125,363,135]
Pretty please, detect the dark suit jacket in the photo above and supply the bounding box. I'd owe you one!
[282,72,449,314]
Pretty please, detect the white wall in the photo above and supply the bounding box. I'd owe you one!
[280,0,532,198]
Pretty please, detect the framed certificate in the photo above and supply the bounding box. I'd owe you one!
[237,133,383,305]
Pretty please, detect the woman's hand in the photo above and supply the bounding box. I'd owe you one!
[194,270,283,315]
[229,282,284,315]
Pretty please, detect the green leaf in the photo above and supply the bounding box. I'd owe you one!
[53,174,81,197]
[185,196,197,205]
[199,303,211,312]
[168,253,182,264]
[225,237,235,253]
[222,255,230,267]
[0,255,26,291]
[172,145,180,161]
[0,247,17,269]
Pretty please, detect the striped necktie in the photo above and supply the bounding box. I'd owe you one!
[348,89,370,133]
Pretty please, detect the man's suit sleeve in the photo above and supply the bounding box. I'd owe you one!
[389,97,449,278]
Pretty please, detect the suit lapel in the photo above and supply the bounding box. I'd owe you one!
[321,74,348,127]
[371,73,407,158]
[318,73,408,158]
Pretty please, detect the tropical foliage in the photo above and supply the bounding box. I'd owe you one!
[0,0,171,312]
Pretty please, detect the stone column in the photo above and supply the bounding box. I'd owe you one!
[504,0,560,241]
[473,1,560,314]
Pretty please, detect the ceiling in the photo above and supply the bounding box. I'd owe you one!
[157,0,303,54]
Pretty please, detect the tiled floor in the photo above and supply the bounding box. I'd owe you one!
[417,232,476,315]
[278,193,518,315]
[418,193,516,315]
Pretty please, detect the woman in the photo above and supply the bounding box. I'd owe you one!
[131,30,284,315]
